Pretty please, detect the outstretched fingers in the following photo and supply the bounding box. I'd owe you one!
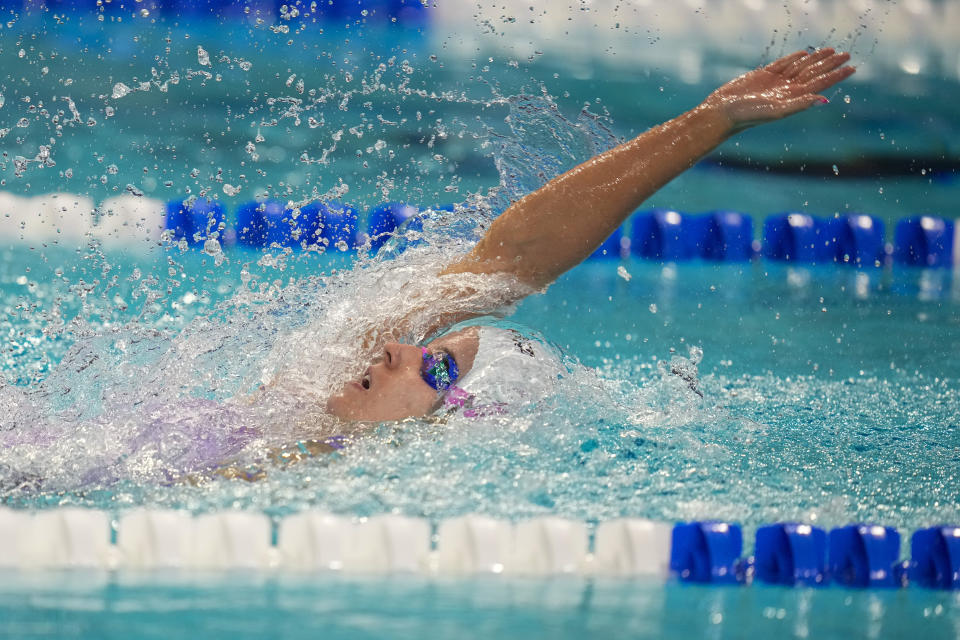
[803,64,856,94]
[765,50,808,74]
[782,47,835,79]
[795,51,851,84]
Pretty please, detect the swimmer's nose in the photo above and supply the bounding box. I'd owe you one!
[383,342,402,369]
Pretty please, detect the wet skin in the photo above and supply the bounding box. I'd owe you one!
[325,326,480,421]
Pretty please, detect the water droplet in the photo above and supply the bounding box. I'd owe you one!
[617,265,631,282]
[843,94,851,104]
[139,8,149,17]
[203,238,221,255]
[648,303,658,314]
[223,183,240,196]
[197,45,210,66]
[832,164,839,176]
[111,82,131,99]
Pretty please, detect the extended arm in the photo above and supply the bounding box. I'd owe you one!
[443,48,854,288]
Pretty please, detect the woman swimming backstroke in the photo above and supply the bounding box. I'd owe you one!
[324,48,855,423]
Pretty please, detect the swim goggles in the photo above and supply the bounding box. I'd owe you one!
[420,347,459,392]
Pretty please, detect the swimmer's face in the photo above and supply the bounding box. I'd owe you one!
[326,327,478,422]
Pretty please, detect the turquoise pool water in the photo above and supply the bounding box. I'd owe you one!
[1,573,958,639]
[1,2,959,637]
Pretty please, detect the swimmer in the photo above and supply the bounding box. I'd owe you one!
[321,48,855,423]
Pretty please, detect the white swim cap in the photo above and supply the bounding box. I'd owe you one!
[445,326,563,414]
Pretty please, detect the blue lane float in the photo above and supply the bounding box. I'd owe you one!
[754,523,828,587]
[909,526,960,590]
[828,524,903,588]
[590,227,626,259]
[165,198,226,246]
[162,199,956,272]
[816,214,886,266]
[893,216,955,268]
[687,211,755,261]
[366,202,420,253]
[837,214,886,266]
[763,213,820,262]
[236,200,286,247]
[234,200,359,250]
[312,201,360,252]
[670,521,743,584]
[631,209,688,261]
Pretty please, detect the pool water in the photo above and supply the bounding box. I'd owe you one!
[2,253,957,531]
[0,573,957,639]
[1,1,959,637]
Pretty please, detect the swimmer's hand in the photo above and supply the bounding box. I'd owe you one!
[704,48,855,132]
